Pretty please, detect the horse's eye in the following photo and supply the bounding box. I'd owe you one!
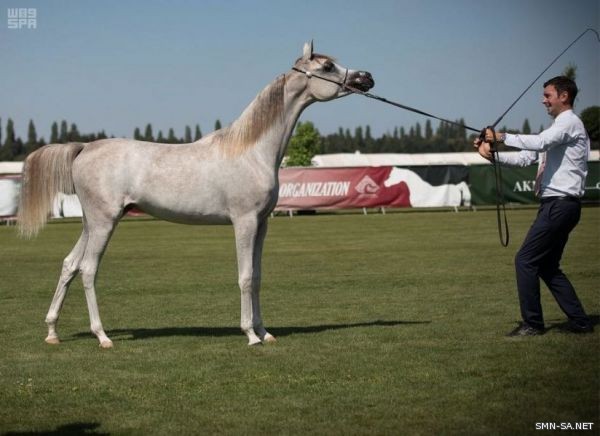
[323,62,335,72]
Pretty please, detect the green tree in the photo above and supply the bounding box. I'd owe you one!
[144,124,154,142]
[581,106,599,149]
[214,119,222,131]
[194,124,202,141]
[133,127,142,140]
[59,120,68,143]
[167,128,178,143]
[425,120,433,140]
[157,130,165,143]
[184,125,192,143]
[563,63,577,81]
[4,118,22,160]
[50,122,59,143]
[563,64,578,106]
[354,126,364,151]
[68,123,80,142]
[0,118,13,160]
[522,118,531,134]
[285,121,321,167]
[415,122,423,139]
[364,125,374,151]
[25,119,38,154]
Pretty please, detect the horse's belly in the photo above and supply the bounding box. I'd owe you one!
[136,204,231,224]
[134,197,232,225]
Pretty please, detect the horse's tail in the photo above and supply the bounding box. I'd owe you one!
[17,143,85,238]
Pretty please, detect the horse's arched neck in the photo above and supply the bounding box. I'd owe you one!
[218,72,315,169]
[266,72,315,168]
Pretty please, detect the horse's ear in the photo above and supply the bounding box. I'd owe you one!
[302,40,314,61]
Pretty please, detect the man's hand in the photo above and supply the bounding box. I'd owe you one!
[473,137,493,160]
[484,128,504,143]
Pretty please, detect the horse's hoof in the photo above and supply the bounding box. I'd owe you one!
[262,334,277,343]
[248,338,263,346]
[99,340,113,349]
[45,336,60,345]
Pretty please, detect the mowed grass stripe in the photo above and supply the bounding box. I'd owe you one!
[0,208,598,435]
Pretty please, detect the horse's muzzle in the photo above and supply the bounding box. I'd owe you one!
[349,71,374,92]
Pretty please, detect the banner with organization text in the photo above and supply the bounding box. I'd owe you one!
[276,167,411,210]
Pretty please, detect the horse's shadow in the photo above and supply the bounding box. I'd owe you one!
[71,319,429,342]
[3,422,108,436]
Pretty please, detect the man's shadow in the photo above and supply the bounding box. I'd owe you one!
[545,314,599,333]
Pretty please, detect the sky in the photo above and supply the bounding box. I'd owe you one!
[1,0,599,142]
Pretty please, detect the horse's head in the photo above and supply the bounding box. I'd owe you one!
[291,41,374,101]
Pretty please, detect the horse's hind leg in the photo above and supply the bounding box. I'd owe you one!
[79,217,118,348]
[45,228,89,344]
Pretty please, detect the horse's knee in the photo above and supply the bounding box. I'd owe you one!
[61,257,79,280]
[238,276,258,293]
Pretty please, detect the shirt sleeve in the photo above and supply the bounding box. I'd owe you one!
[496,149,538,167]
[503,116,575,152]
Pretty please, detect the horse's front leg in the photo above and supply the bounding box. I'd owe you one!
[251,219,276,343]
[233,215,274,345]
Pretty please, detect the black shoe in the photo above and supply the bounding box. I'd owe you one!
[506,322,545,337]
[560,320,594,334]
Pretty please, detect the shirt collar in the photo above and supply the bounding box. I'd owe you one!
[555,108,573,121]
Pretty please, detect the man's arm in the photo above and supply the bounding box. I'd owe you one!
[485,118,572,152]
[473,138,538,167]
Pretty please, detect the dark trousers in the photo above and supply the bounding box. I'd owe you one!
[514,197,590,329]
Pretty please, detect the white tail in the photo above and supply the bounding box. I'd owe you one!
[17,143,85,238]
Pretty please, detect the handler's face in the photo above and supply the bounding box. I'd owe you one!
[542,85,569,118]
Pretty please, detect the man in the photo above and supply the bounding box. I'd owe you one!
[474,76,593,336]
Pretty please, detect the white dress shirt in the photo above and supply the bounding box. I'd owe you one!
[497,109,590,198]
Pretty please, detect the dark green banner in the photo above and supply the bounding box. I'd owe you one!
[469,161,600,205]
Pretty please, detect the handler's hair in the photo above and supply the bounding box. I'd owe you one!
[543,76,578,106]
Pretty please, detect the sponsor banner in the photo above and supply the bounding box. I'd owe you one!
[469,165,537,205]
[276,167,410,210]
[469,161,600,205]
[584,161,600,202]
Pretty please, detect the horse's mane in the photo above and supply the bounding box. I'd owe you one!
[215,74,286,158]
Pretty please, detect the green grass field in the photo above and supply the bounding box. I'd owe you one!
[1,208,598,435]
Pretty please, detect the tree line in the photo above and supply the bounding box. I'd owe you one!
[319,118,536,155]
[287,105,599,165]
[0,118,222,161]
[0,107,598,162]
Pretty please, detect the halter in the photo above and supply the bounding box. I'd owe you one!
[291,66,349,90]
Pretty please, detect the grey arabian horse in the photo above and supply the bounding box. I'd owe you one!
[18,42,374,347]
